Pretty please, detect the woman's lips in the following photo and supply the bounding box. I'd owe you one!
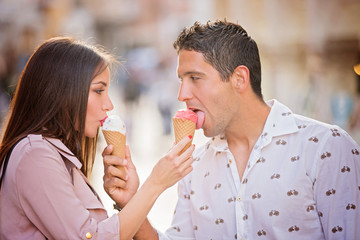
[100,116,108,127]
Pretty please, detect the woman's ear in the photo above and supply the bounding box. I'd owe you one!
[231,65,250,92]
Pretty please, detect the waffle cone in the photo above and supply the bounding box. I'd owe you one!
[102,130,126,158]
[173,118,195,155]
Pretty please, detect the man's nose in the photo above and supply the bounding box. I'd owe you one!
[178,81,192,102]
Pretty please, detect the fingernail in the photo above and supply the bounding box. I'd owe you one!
[123,160,128,165]
[188,135,193,139]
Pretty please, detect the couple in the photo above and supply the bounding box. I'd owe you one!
[1,20,359,239]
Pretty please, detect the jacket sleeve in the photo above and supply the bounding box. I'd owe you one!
[15,137,119,239]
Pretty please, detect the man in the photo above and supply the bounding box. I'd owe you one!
[103,20,360,239]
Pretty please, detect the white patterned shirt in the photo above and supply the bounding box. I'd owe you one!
[158,99,360,240]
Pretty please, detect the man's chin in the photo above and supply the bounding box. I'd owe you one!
[202,126,226,138]
[202,128,216,138]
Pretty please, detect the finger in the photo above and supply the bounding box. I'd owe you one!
[103,175,128,190]
[104,164,128,181]
[169,135,193,157]
[177,154,194,173]
[102,145,114,157]
[125,145,135,169]
[103,155,128,168]
[175,143,195,164]
[181,165,193,178]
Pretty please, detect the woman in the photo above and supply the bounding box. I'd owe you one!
[0,37,194,239]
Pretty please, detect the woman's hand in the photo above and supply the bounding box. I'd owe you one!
[103,136,195,240]
[146,136,194,193]
[102,145,139,208]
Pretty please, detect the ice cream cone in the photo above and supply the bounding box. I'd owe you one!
[173,118,195,155]
[102,130,126,158]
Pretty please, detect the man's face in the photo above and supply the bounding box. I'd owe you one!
[177,50,236,137]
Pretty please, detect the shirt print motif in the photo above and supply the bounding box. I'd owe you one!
[159,99,360,240]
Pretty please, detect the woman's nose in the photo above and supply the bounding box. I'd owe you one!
[103,95,114,112]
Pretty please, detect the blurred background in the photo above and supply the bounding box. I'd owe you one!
[1,0,360,232]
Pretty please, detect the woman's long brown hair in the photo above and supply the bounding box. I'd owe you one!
[0,37,116,177]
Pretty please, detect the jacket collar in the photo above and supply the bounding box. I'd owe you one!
[44,137,82,169]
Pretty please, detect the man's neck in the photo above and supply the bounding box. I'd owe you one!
[225,99,270,148]
[225,99,270,179]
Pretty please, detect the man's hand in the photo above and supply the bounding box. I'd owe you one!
[102,145,140,208]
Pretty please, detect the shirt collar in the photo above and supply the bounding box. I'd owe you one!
[263,99,299,139]
[45,137,82,169]
[209,99,299,151]
[210,134,229,152]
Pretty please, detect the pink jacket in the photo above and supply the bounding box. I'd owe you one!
[0,134,119,239]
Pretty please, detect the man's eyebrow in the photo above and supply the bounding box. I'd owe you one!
[92,81,107,87]
[178,71,205,78]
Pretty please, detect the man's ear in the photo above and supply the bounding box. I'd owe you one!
[231,65,250,92]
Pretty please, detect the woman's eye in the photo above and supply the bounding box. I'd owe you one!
[94,89,104,94]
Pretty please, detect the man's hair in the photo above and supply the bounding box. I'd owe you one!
[0,37,117,177]
[173,19,263,99]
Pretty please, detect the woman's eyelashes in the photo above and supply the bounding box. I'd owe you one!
[94,89,105,95]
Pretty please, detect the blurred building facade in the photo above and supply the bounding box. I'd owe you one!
[220,0,360,132]
[1,0,360,141]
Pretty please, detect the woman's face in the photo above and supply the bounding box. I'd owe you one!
[85,67,114,138]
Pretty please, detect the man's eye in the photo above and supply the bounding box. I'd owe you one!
[191,76,199,80]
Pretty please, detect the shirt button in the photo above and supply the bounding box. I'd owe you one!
[237,196,241,202]
[85,232,92,239]
[228,159,232,164]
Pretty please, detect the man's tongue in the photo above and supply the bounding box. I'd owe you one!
[195,111,205,129]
